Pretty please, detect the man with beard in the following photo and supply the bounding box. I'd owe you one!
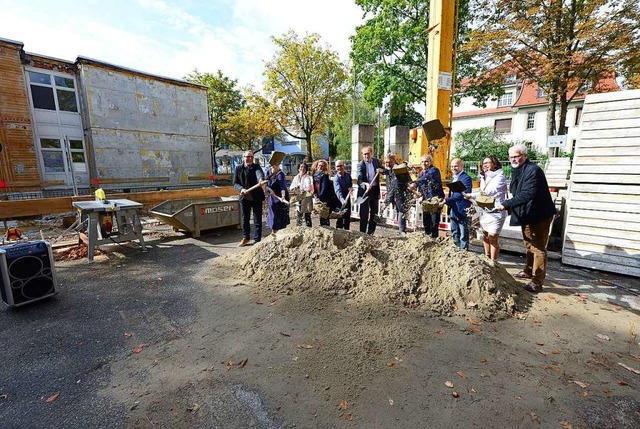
[498,144,557,293]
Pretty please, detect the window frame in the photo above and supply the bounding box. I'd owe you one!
[574,106,583,126]
[497,92,514,107]
[494,118,513,134]
[526,112,536,130]
[27,69,80,113]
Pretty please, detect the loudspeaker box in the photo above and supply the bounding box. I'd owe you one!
[0,240,58,307]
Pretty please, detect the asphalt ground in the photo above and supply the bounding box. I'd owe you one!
[0,223,638,428]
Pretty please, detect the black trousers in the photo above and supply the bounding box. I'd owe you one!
[336,207,351,230]
[359,197,379,234]
[422,210,441,238]
[240,198,263,241]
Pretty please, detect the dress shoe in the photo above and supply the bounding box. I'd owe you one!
[514,271,532,279]
[238,238,250,247]
[523,282,542,294]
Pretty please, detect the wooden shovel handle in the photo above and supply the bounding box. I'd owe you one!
[362,171,380,197]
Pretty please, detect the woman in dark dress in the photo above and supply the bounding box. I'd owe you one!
[266,164,290,235]
[313,159,340,226]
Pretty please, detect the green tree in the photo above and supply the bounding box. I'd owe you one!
[264,31,349,161]
[387,96,423,128]
[327,81,379,160]
[454,127,547,161]
[351,0,474,115]
[184,70,245,172]
[453,127,510,161]
[223,88,280,151]
[463,0,640,137]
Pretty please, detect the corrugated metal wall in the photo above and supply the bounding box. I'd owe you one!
[78,61,210,189]
[562,89,640,277]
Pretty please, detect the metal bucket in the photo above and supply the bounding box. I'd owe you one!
[150,197,240,237]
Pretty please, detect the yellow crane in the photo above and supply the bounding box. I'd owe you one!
[408,0,457,177]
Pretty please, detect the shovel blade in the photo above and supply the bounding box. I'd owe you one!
[353,196,369,205]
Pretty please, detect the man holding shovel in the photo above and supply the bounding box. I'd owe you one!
[356,146,384,234]
[333,160,352,230]
[233,151,267,247]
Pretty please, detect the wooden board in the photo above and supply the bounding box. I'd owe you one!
[0,186,238,219]
[562,89,640,277]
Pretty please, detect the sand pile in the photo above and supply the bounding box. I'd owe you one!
[235,227,527,320]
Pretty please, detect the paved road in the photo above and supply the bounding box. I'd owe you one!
[0,225,637,428]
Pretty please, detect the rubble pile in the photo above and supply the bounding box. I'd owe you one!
[236,227,527,320]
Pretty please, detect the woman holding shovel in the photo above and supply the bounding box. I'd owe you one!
[313,159,340,226]
[266,163,290,236]
[464,155,507,260]
[290,162,313,227]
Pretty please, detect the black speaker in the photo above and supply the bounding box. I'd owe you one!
[0,240,58,307]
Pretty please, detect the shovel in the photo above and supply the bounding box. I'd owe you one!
[353,171,380,205]
[335,188,353,217]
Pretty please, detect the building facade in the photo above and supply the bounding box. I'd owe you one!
[0,37,210,198]
[451,76,620,155]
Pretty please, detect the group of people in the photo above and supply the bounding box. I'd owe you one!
[232,152,353,247]
[233,143,556,294]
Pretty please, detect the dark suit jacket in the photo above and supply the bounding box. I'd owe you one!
[314,171,340,210]
[445,171,472,220]
[233,163,265,202]
[502,161,556,226]
[356,158,383,199]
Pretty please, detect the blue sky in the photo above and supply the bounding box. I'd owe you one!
[1,0,363,88]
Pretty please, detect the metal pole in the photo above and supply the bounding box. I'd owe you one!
[65,136,78,196]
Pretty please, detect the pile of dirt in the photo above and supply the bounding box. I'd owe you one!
[54,244,102,261]
[234,227,528,320]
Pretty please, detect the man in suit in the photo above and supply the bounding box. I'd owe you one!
[381,154,407,235]
[333,159,352,230]
[441,158,472,249]
[498,144,557,293]
[356,146,384,234]
[233,151,266,247]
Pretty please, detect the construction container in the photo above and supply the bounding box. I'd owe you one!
[150,197,240,238]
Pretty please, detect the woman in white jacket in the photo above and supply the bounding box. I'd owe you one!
[290,162,314,226]
[465,156,508,260]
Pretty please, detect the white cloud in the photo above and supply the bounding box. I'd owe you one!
[0,0,363,89]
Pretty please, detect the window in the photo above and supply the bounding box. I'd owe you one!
[56,89,78,112]
[69,139,87,172]
[39,138,65,173]
[30,85,56,110]
[497,92,513,107]
[536,87,546,98]
[505,74,517,84]
[526,112,536,130]
[574,107,583,126]
[494,118,512,134]
[28,70,78,112]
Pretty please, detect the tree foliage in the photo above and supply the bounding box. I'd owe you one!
[463,0,640,136]
[350,0,431,109]
[351,0,473,119]
[264,31,349,161]
[327,83,380,161]
[223,88,280,151]
[184,70,245,169]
